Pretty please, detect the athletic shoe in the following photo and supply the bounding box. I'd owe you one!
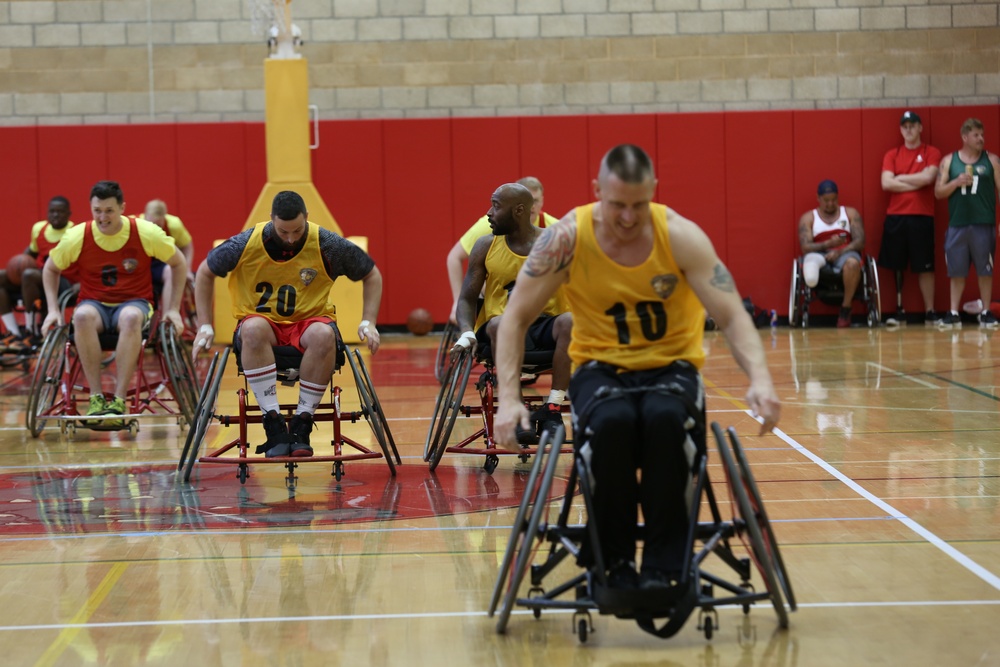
[530,402,564,438]
[924,310,942,327]
[0,332,27,354]
[288,412,315,457]
[85,393,107,417]
[884,311,904,327]
[978,311,998,328]
[101,395,126,428]
[606,560,639,590]
[257,410,292,457]
[836,313,851,328]
[639,568,681,591]
[938,311,962,329]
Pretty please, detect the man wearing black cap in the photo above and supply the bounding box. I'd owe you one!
[797,180,866,328]
[879,110,941,326]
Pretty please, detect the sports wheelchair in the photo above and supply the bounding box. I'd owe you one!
[424,345,572,475]
[26,317,198,438]
[177,340,399,488]
[788,254,881,328]
[489,422,795,643]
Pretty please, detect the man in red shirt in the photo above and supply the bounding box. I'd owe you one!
[878,110,942,326]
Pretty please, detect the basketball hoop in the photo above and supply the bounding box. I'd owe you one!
[248,0,301,59]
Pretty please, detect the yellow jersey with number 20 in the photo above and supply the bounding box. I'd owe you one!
[229,222,335,323]
[564,203,704,371]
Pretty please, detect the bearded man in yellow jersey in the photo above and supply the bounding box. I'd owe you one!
[192,191,383,458]
[451,183,572,436]
[494,145,781,591]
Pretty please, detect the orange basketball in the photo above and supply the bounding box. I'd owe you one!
[5,254,35,287]
[406,308,434,336]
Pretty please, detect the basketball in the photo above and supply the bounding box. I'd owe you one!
[5,254,35,287]
[406,308,434,336]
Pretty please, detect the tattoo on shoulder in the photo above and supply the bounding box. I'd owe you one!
[709,264,735,292]
[524,223,575,277]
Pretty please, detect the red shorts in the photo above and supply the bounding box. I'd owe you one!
[235,315,338,353]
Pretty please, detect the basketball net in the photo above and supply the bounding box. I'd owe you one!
[249,0,300,59]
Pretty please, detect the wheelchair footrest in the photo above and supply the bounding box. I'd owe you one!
[592,579,696,619]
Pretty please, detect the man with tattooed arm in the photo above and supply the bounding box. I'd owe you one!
[493,144,781,590]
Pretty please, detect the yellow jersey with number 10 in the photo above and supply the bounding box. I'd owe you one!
[564,203,704,371]
[229,222,335,323]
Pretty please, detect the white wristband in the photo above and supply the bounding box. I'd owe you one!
[199,324,214,335]
[359,320,370,329]
[455,331,476,349]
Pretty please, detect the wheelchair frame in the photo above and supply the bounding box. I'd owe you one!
[489,423,795,643]
[25,319,198,438]
[177,344,400,488]
[788,254,881,328]
[423,345,572,475]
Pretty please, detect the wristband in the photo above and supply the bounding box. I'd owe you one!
[359,320,370,329]
[199,324,214,335]
[455,331,476,349]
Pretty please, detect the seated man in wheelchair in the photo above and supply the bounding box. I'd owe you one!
[40,180,188,427]
[192,190,383,458]
[450,182,572,437]
[494,144,780,590]
[142,199,195,315]
[797,179,866,328]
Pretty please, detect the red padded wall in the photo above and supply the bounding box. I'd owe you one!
[586,114,658,182]
[381,118,453,322]
[107,124,180,228]
[1,127,41,254]
[657,113,728,264]
[450,117,521,238]
[37,125,110,224]
[724,111,795,311]
[519,116,590,219]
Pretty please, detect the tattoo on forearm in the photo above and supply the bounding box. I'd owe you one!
[524,224,575,277]
[710,264,735,292]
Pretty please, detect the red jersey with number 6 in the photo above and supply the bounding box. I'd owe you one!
[77,218,153,304]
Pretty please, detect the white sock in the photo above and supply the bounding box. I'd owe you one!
[2,313,21,336]
[245,363,279,414]
[297,379,327,415]
[546,389,566,405]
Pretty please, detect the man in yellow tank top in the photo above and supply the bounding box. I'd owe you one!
[192,191,383,458]
[451,183,572,436]
[494,145,780,590]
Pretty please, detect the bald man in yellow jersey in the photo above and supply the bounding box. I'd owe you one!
[451,183,572,437]
[193,190,383,458]
[494,145,780,591]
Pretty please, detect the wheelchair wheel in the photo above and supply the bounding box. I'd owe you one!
[712,423,790,628]
[865,256,881,328]
[725,425,797,611]
[26,325,69,438]
[179,348,228,483]
[159,321,199,426]
[426,347,475,471]
[493,427,566,634]
[180,279,198,342]
[353,348,401,464]
[435,321,457,384]
[347,348,397,475]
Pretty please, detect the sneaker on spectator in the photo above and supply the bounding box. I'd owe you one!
[256,410,293,457]
[978,310,998,328]
[530,402,564,438]
[884,311,904,327]
[288,412,315,457]
[836,313,851,328]
[938,311,962,329]
[924,310,942,327]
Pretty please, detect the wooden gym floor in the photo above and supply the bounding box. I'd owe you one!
[0,325,997,666]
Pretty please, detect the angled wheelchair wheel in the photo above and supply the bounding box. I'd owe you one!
[179,348,229,483]
[347,348,397,475]
[712,423,790,628]
[435,321,457,384]
[26,325,69,438]
[864,255,881,328]
[494,426,566,634]
[180,279,198,342]
[159,321,199,426]
[787,259,801,328]
[725,425,797,611]
[426,347,475,471]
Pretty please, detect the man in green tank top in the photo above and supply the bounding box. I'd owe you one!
[934,118,1000,328]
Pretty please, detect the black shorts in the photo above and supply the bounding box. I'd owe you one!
[475,315,559,362]
[878,215,935,272]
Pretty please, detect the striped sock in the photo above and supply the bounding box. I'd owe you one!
[245,363,279,414]
[297,378,328,415]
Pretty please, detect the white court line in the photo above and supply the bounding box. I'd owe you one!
[866,362,939,389]
[759,413,1000,591]
[0,599,996,632]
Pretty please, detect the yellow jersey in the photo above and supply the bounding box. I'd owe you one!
[564,203,704,371]
[475,235,566,331]
[228,222,335,323]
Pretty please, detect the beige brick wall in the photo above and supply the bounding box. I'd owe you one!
[0,0,997,124]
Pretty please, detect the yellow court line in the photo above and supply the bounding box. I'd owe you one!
[33,561,129,667]
[703,377,750,412]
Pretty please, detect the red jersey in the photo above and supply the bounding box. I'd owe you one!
[77,218,154,304]
[33,222,79,281]
[882,143,941,216]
